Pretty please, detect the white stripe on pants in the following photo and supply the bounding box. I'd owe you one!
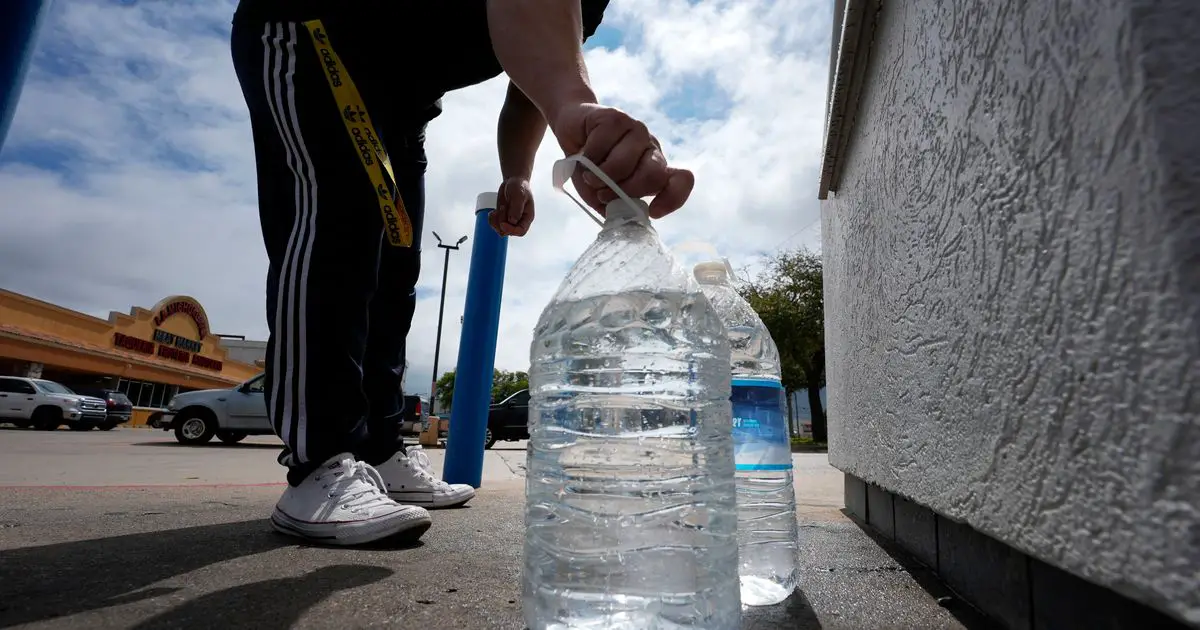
[261,22,318,465]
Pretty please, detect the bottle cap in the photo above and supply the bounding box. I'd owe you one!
[693,261,728,284]
[605,198,651,224]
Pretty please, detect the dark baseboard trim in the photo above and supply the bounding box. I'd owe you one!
[844,473,1195,630]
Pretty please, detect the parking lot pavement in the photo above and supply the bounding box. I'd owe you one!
[0,427,987,629]
[0,427,523,487]
[0,429,843,520]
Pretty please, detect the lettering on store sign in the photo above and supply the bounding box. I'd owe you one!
[111,332,223,371]
[157,345,191,364]
[152,300,209,339]
[192,355,223,371]
[154,345,225,371]
[113,332,155,355]
[153,328,202,353]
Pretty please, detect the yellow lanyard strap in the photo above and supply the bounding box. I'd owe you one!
[302,20,413,248]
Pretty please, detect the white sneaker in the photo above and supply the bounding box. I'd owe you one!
[271,453,432,546]
[376,446,476,509]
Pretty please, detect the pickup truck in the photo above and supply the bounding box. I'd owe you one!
[159,373,428,445]
[398,395,430,436]
[71,387,134,429]
[0,376,109,430]
[485,389,530,449]
[160,373,270,444]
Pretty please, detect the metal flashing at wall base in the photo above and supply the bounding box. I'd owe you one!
[845,474,1196,630]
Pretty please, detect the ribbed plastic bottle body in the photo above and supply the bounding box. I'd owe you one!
[696,266,799,606]
[523,205,740,630]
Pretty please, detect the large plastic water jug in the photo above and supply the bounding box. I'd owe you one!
[694,260,799,606]
[522,155,741,629]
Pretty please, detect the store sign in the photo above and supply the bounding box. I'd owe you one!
[113,332,155,355]
[192,355,223,370]
[153,329,202,353]
[158,345,191,364]
[152,299,210,340]
[111,331,224,372]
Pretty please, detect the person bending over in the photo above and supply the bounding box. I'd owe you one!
[229,0,695,546]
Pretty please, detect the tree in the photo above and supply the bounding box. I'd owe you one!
[491,369,529,403]
[433,370,456,414]
[431,368,529,414]
[738,249,827,443]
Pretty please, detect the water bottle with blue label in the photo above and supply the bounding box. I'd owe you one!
[522,156,741,629]
[694,260,799,606]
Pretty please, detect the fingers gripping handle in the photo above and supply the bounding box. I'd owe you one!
[551,153,641,210]
[551,153,648,227]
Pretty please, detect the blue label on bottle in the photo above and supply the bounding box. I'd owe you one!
[731,377,792,472]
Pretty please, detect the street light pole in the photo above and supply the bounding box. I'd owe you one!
[429,231,467,416]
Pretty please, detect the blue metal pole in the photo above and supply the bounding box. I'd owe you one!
[0,0,52,154]
[444,192,508,488]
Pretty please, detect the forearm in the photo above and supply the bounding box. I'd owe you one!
[486,0,597,124]
[498,82,548,180]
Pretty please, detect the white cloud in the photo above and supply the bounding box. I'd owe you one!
[0,0,831,397]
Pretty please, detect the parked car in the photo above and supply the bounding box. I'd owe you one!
[0,376,108,431]
[161,373,427,445]
[485,389,530,449]
[160,373,269,445]
[70,387,133,430]
[398,395,430,436]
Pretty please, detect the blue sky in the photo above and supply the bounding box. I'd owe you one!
[588,24,628,51]
[0,0,832,396]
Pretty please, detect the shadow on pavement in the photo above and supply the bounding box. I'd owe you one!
[131,441,283,450]
[129,565,394,630]
[0,519,288,627]
[743,588,823,629]
[842,511,1000,630]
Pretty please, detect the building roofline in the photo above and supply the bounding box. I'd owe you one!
[818,0,882,200]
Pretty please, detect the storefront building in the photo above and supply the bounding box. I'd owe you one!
[0,289,264,426]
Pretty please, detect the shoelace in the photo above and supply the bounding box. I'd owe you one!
[321,460,391,511]
[406,449,449,488]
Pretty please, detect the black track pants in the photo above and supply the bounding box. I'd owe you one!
[230,18,425,485]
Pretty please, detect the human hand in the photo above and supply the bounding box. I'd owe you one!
[489,176,535,237]
[549,103,695,219]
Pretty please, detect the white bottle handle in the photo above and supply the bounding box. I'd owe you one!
[551,153,646,227]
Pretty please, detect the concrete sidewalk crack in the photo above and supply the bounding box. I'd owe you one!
[499,454,526,478]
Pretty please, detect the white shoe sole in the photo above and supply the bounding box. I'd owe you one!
[270,506,432,546]
[389,487,475,509]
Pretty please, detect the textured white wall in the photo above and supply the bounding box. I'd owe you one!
[822,0,1200,623]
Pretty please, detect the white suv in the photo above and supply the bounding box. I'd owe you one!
[0,376,109,431]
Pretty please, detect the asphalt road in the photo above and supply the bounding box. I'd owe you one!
[0,427,527,488]
[0,427,991,629]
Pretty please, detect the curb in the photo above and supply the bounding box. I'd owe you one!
[790,445,828,453]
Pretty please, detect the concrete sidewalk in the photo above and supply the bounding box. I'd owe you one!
[0,431,992,629]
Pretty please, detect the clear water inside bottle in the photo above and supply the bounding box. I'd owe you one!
[523,200,741,629]
[697,264,799,606]
[731,377,798,606]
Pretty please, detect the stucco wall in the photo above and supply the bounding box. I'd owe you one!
[822,0,1199,623]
